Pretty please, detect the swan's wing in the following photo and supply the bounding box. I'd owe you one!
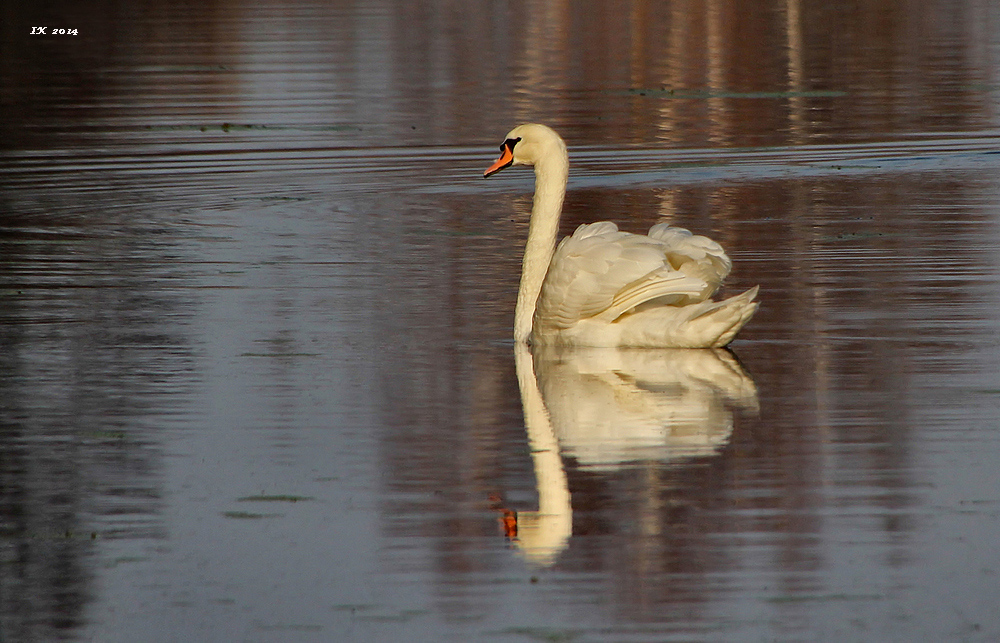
[535,222,711,329]
[648,223,732,293]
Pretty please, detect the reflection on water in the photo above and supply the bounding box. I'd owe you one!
[3,0,1000,640]
[0,224,195,638]
[503,344,757,565]
[501,345,572,567]
[535,345,758,468]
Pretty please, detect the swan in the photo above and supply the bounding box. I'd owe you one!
[484,123,759,348]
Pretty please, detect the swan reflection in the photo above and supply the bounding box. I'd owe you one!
[499,344,757,566]
[535,344,758,470]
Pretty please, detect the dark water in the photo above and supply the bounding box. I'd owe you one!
[3,1,1000,641]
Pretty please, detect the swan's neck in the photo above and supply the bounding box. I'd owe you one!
[515,152,568,343]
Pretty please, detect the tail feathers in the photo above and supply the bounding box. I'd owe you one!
[619,286,759,348]
[698,286,759,347]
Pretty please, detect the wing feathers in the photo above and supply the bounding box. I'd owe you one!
[535,223,734,331]
[596,268,709,322]
[573,221,619,239]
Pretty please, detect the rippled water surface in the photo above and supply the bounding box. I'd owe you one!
[4,1,1000,641]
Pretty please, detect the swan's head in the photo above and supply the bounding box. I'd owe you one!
[484,123,567,178]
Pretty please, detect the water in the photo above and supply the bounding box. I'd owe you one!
[3,1,1000,640]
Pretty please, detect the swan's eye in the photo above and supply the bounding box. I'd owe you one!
[502,137,521,152]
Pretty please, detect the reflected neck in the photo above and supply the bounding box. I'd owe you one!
[513,343,572,565]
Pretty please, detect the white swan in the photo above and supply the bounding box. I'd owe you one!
[484,123,759,348]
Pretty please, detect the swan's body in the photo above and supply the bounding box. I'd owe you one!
[485,123,758,348]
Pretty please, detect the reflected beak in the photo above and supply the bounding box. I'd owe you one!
[484,144,515,178]
[501,510,518,539]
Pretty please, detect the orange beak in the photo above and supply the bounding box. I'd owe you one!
[484,142,515,178]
